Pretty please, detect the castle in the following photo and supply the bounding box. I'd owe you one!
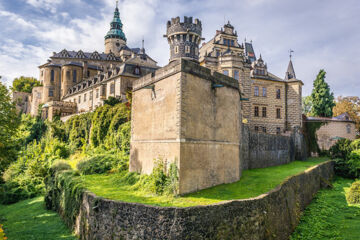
[15,3,304,193]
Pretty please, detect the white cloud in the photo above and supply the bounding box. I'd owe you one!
[25,0,63,13]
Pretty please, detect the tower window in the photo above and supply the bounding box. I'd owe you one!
[87,70,90,78]
[50,70,55,82]
[254,106,259,117]
[116,42,120,47]
[276,89,281,99]
[48,89,54,97]
[185,46,190,53]
[134,67,140,75]
[73,70,77,83]
[234,70,239,80]
[276,108,281,119]
[174,46,179,54]
[254,86,259,96]
[262,107,267,117]
[262,87,267,97]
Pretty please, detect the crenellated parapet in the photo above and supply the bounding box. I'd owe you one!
[164,16,203,62]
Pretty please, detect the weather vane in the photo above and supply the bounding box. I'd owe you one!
[289,49,294,60]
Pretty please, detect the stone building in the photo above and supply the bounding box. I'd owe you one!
[199,22,303,134]
[305,113,357,151]
[131,17,241,194]
[12,91,31,114]
[24,2,158,120]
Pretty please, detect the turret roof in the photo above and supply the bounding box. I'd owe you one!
[105,2,126,41]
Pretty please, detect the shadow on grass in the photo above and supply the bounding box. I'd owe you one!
[0,196,76,240]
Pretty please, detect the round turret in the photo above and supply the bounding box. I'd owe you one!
[165,16,202,62]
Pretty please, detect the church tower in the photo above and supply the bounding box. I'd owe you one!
[104,1,126,56]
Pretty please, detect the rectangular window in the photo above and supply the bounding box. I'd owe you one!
[276,127,281,135]
[90,91,93,100]
[185,45,190,53]
[84,93,86,102]
[223,70,229,76]
[255,126,259,132]
[78,96,81,103]
[73,70,77,83]
[276,108,281,119]
[234,70,239,80]
[110,83,115,94]
[262,87,267,97]
[254,106,259,117]
[96,89,99,98]
[174,46,179,54]
[254,86,259,96]
[231,40,234,46]
[216,50,220,57]
[262,107,267,117]
[48,89,54,97]
[50,70,55,82]
[276,89,281,99]
[262,127,267,133]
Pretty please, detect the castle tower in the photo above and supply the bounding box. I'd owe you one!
[165,16,202,62]
[104,1,126,56]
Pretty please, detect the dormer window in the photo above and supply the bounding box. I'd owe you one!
[134,67,140,75]
[185,46,190,53]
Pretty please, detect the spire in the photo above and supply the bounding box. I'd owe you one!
[105,1,126,41]
[285,51,296,80]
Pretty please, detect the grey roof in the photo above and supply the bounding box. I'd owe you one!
[52,49,120,61]
[63,62,102,70]
[306,112,355,123]
[285,60,296,80]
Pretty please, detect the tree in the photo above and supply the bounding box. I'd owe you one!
[333,96,360,131]
[12,76,41,93]
[310,69,335,117]
[0,82,21,176]
[302,96,313,116]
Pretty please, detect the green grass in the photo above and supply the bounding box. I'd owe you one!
[291,177,360,240]
[82,157,328,207]
[0,196,76,240]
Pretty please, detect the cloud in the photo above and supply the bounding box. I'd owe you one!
[0,0,359,97]
[25,0,63,13]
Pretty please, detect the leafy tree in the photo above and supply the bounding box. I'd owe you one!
[310,69,335,117]
[302,96,313,116]
[333,96,360,130]
[103,96,121,106]
[12,76,41,93]
[0,82,21,176]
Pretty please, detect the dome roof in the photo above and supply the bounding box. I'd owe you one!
[105,3,126,41]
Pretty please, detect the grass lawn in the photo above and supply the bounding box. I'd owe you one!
[0,197,76,240]
[291,177,360,240]
[82,157,328,207]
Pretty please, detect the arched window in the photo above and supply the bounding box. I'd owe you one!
[347,124,351,134]
[50,70,54,82]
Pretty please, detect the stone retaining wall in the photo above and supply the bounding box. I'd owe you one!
[49,161,334,240]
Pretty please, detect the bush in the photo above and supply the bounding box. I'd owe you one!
[76,154,124,175]
[346,180,360,204]
[329,139,353,160]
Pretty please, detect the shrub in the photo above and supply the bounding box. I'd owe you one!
[346,180,360,204]
[348,150,360,178]
[329,139,353,160]
[51,160,72,173]
[76,154,123,175]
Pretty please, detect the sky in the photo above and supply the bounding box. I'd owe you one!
[0,0,359,97]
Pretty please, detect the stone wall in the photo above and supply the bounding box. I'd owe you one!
[241,125,306,170]
[316,121,357,150]
[47,161,334,240]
